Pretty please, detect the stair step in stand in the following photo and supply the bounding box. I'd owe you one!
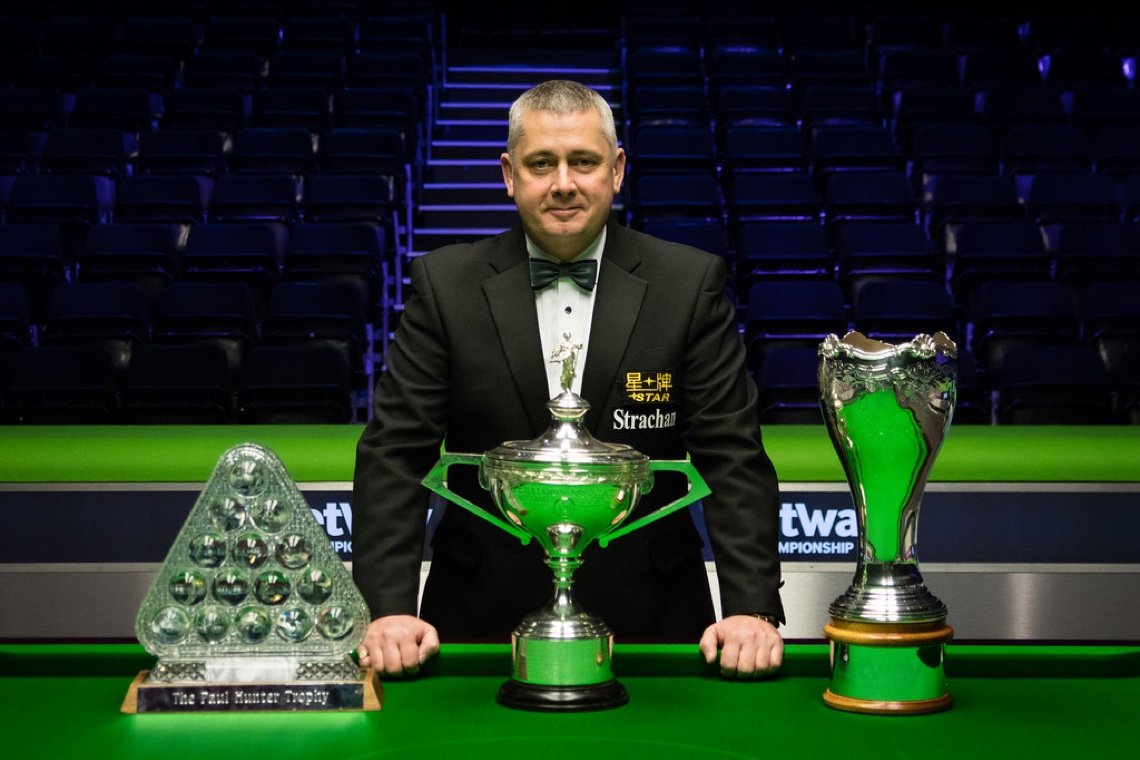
[397,52,621,363]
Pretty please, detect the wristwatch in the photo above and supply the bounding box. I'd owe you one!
[750,613,780,629]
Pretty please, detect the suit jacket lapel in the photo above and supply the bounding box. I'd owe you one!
[582,224,646,430]
[483,228,551,433]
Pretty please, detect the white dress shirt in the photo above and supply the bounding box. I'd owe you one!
[527,227,605,399]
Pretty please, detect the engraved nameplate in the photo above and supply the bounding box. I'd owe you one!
[122,670,382,713]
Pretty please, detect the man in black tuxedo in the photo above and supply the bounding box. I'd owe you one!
[353,80,783,678]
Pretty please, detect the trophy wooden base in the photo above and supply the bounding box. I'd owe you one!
[822,620,953,715]
[121,669,383,713]
[497,677,629,712]
[822,689,953,715]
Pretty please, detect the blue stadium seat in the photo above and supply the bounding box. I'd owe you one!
[123,343,235,424]
[40,281,150,374]
[995,344,1116,424]
[2,345,119,424]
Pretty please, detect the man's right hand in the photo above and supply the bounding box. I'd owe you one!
[356,615,440,676]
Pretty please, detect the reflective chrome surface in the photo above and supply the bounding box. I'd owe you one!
[820,332,956,623]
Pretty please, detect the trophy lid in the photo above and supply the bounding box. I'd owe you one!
[484,333,648,468]
[485,387,648,466]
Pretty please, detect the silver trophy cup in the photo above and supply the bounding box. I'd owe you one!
[817,331,957,714]
[422,335,709,711]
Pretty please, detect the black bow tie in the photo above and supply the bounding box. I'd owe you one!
[529,258,597,292]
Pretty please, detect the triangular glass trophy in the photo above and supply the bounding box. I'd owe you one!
[122,443,380,712]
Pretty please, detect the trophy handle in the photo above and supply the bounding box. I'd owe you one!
[597,459,711,548]
[421,453,533,544]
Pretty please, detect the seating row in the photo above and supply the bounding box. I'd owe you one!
[752,342,1140,427]
[0,123,414,179]
[629,172,1140,297]
[0,278,375,424]
[641,217,1140,300]
[0,279,373,372]
[1,86,427,139]
[625,121,1140,181]
[0,220,390,322]
[0,11,440,62]
[0,342,360,425]
[623,11,1132,57]
[0,174,405,256]
[743,278,1140,426]
[628,169,1140,229]
[2,50,435,91]
[627,82,1140,137]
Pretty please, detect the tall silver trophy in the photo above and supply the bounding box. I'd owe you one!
[423,334,709,711]
[818,331,956,714]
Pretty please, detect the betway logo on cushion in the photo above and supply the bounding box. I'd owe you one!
[779,502,857,557]
[309,501,352,555]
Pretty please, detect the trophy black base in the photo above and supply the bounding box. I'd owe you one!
[497,678,629,712]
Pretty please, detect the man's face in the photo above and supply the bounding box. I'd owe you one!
[501,108,626,262]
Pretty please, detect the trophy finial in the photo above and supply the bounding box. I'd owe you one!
[549,332,583,392]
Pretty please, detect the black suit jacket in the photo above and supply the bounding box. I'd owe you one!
[352,221,783,641]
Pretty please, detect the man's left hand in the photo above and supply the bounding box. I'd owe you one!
[699,614,784,679]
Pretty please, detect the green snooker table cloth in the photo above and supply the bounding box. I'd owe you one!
[2,642,1137,759]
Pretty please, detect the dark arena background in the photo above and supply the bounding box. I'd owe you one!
[0,0,1137,646]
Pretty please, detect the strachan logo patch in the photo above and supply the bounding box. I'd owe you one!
[624,370,673,403]
[612,406,677,430]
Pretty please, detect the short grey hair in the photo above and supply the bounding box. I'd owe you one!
[506,80,619,158]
